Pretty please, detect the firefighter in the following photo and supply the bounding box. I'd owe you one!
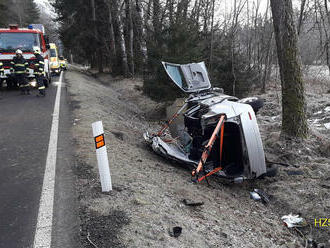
[33,47,46,96]
[11,49,29,94]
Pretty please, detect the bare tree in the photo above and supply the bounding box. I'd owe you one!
[113,0,129,76]
[104,0,117,65]
[125,0,134,76]
[297,0,307,35]
[320,0,330,74]
[135,0,148,73]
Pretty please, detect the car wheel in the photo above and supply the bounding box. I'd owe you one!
[239,97,264,113]
[6,79,14,90]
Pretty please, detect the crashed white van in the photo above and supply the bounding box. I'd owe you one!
[144,61,270,182]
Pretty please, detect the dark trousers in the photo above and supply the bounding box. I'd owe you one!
[16,74,29,93]
[36,74,45,95]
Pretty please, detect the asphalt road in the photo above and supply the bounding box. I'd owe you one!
[0,74,79,248]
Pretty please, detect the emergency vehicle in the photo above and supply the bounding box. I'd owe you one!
[0,24,51,89]
[49,43,60,75]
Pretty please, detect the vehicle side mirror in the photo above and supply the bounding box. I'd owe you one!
[44,35,50,49]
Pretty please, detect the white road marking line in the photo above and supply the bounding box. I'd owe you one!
[33,72,63,248]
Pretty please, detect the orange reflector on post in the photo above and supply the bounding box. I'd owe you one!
[95,134,105,149]
[95,134,104,143]
[92,121,112,192]
[96,140,105,149]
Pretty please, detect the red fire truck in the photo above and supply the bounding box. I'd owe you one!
[0,24,51,89]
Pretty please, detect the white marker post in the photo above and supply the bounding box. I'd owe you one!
[92,121,112,192]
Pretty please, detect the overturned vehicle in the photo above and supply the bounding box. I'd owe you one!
[144,61,273,183]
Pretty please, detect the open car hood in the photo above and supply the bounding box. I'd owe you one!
[162,61,211,93]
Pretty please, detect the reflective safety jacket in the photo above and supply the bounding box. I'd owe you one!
[0,62,4,74]
[33,54,45,75]
[11,56,29,74]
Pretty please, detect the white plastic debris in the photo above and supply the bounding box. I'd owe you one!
[281,214,306,228]
[324,123,330,129]
[250,192,261,201]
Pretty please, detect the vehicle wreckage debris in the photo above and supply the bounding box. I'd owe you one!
[266,158,299,168]
[250,191,261,201]
[169,226,182,238]
[285,170,304,176]
[281,214,307,228]
[144,61,269,183]
[182,199,204,207]
[249,189,270,204]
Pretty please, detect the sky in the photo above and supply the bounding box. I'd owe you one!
[34,0,56,16]
[34,0,301,22]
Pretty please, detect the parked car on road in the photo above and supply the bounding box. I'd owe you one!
[49,43,60,75]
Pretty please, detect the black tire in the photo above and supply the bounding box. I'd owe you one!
[6,78,15,90]
[44,78,49,88]
[238,96,264,113]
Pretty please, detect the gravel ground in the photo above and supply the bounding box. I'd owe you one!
[66,66,330,248]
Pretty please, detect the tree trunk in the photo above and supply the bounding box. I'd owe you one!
[270,0,308,138]
[323,0,330,74]
[297,0,306,35]
[114,0,129,77]
[209,0,215,71]
[106,1,117,59]
[261,31,274,93]
[135,0,148,74]
[125,0,134,76]
[153,0,161,34]
[91,0,103,73]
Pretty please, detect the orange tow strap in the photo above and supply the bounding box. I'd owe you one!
[156,102,188,137]
[220,120,224,163]
[192,115,225,182]
[197,167,223,182]
[197,123,225,182]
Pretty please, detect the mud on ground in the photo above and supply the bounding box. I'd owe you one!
[66,66,330,248]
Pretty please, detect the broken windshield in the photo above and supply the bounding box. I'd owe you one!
[163,63,188,89]
[0,32,41,53]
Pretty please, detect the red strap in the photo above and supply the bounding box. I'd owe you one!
[197,117,225,182]
[195,115,225,175]
[197,166,222,182]
[220,122,224,164]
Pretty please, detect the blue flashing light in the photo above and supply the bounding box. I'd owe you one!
[28,25,33,29]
